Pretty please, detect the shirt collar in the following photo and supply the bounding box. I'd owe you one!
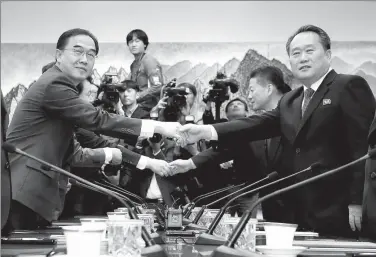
[303,67,332,92]
[124,104,138,117]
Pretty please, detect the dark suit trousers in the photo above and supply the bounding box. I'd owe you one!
[6,200,50,230]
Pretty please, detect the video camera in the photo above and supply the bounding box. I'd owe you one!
[92,72,123,113]
[162,79,189,122]
[203,72,239,104]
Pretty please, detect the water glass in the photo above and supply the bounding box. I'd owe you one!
[137,214,154,233]
[107,219,144,257]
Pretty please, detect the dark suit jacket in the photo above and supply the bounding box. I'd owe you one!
[1,90,11,230]
[136,139,186,206]
[6,65,145,222]
[362,115,376,240]
[212,70,376,235]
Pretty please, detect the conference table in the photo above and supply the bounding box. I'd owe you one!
[2,219,376,257]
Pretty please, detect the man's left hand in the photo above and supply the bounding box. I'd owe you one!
[348,204,362,231]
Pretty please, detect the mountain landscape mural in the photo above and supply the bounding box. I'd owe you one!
[2,42,376,122]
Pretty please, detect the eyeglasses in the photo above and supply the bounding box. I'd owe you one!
[62,47,97,60]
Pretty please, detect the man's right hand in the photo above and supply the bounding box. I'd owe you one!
[146,158,171,177]
[169,159,196,175]
[177,124,212,147]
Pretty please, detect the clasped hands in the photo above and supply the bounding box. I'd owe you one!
[147,122,211,177]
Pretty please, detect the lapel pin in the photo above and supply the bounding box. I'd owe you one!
[323,99,331,105]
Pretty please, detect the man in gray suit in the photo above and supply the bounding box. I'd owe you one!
[6,28,179,230]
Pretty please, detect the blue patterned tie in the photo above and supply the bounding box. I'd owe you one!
[302,88,315,117]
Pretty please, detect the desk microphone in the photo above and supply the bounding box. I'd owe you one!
[2,142,168,257]
[210,150,376,257]
[93,179,146,205]
[183,183,246,218]
[185,172,278,231]
[69,179,142,214]
[193,163,322,244]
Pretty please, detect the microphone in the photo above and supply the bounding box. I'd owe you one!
[93,179,147,205]
[211,151,376,257]
[193,163,322,245]
[183,183,245,218]
[185,172,278,231]
[69,179,142,214]
[2,142,168,257]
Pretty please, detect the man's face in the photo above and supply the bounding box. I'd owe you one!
[120,88,138,106]
[248,78,270,111]
[79,80,98,103]
[128,35,146,55]
[289,32,331,86]
[56,35,96,85]
[226,100,247,120]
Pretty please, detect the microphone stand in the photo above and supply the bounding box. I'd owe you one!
[183,183,245,220]
[71,180,142,214]
[211,153,372,257]
[186,173,277,230]
[193,164,319,244]
[3,143,168,257]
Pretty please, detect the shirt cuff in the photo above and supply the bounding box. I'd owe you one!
[189,159,197,169]
[209,125,218,141]
[140,120,156,138]
[103,148,113,164]
[137,155,149,170]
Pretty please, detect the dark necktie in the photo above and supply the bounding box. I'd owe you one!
[302,88,315,117]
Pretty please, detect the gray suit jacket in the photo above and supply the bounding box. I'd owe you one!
[6,65,144,221]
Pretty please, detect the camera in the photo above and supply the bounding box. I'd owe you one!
[162,79,189,122]
[203,72,240,104]
[92,72,123,113]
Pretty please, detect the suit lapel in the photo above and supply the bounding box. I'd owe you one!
[294,70,337,142]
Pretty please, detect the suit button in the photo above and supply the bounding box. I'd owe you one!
[296,148,301,154]
[371,172,376,179]
[5,162,10,170]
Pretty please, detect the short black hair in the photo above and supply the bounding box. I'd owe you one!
[119,79,140,92]
[126,29,149,50]
[225,98,249,113]
[286,25,331,55]
[56,28,99,55]
[250,66,291,94]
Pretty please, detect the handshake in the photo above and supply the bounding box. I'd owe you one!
[138,122,216,176]
[144,158,197,177]
[154,122,214,148]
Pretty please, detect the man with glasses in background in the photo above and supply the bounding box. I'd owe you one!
[6,28,180,230]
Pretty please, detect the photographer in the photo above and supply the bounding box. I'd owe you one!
[147,82,203,202]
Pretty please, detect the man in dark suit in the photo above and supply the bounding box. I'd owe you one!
[362,115,376,241]
[1,89,11,234]
[5,28,180,230]
[173,25,376,238]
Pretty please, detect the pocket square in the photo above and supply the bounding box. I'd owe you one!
[323,99,331,105]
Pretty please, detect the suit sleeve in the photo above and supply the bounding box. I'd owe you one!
[43,76,142,143]
[191,147,234,169]
[75,128,118,148]
[340,75,376,204]
[69,139,106,167]
[213,107,281,148]
[137,56,163,103]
